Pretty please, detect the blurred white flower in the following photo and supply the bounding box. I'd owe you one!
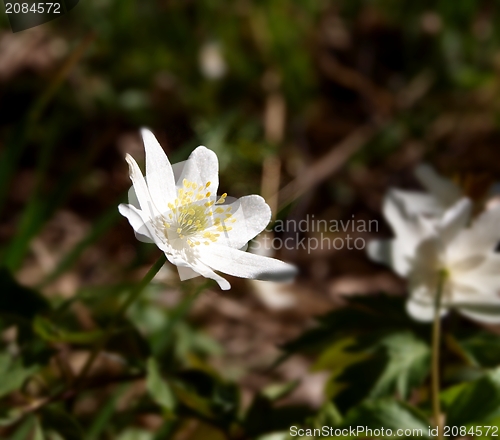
[119,129,296,290]
[389,164,462,217]
[368,195,500,323]
[199,42,227,79]
[394,164,500,216]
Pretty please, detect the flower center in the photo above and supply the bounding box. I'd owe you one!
[162,179,236,247]
[176,203,208,236]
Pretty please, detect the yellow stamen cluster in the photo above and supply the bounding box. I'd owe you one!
[163,179,236,247]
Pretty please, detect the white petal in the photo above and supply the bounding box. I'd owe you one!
[142,128,176,214]
[118,204,152,239]
[197,245,297,282]
[452,253,500,295]
[377,191,437,277]
[188,258,231,290]
[118,204,168,252]
[457,302,500,324]
[125,153,157,218]
[438,198,471,245]
[367,238,412,277]
[176,265,202,281]
[406,295,448,322]
[451,278,500,323]
[448,206,500,259]
[383,190,437,238]
[211,195,271,249]
[411,238,441,283]
[383,189,413,237]
[163,248,191,268]
[160,245,231,290]
[406,297,436,322]
[177,146,219,195]
[414,164,462,207]
[387,189,445,216]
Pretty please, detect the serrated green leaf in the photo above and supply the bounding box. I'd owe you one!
[33,417,45,440]
[86,384,129,440]
[117,428,155,440]
[444,367,500,426]
[455,332,500,368]
[281,294,426,359]
[146,357,176,412]
[262,380,299,401]
[11,415,37,440]
[312,337,369,373]
[327,351,387,412]
[170,381,215,419]
[173,369,239,422]
[0,352,39,398]
[341,399,430,438]
[319,332,429,412]
[370,332,430,399]
[312,402,343,427]
[256,433,288,440]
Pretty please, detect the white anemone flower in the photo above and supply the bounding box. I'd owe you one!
[119,129,297,290]
[368,195,500,323]
[389,164,462,218]
[393,164,500,217]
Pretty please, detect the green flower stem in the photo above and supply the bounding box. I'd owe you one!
[432,270,447,440]
[73,254,167,388]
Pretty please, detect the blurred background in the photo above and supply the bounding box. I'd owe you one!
[2,1,500,439]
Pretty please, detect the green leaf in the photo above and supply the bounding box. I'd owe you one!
[256,434,288,440]
[370,332,430,399]
[116,428,155,440]
[173,369,240,423]
[281,294,426,358]
[10,415,37,440]
[33,315,103,344]
[170,381,215,419]
[262,380,299,401]
[444,367,500,426]
[312,402,343,427]
[285,296,430,413]
[318,333,429,412]
[455,332,500,368]
[86,384,129,440]
[312,337,369,373]
[0,268,49,319]
[33,417,46,440]
[0,352,39,398]
[334,358,389,412]
[146,358,176,412]
[341,399,430,438]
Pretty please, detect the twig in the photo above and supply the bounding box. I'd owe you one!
[277,124,375,209]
